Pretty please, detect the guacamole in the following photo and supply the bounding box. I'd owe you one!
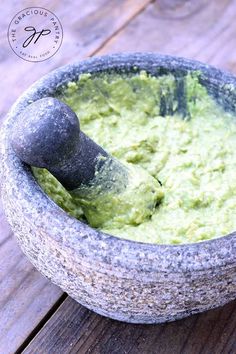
[71,157,164,229]
[33,71,236,244]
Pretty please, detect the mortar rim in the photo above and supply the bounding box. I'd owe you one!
[2,52,236,273]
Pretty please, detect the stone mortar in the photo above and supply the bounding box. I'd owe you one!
[1,53,236,324]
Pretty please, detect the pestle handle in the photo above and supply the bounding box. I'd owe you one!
[11,97,122,191]
[11,97,163,230]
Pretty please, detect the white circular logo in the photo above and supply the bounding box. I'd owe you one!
[8,7,63,62]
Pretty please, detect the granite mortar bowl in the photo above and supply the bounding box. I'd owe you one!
[1,53,236,324]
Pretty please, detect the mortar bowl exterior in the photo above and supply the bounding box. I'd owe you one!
[1,53,236,324]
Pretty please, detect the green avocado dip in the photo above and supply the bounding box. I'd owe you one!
[70,157,164,229]
[32,71,236,244]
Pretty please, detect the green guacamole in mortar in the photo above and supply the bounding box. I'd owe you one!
[33,71,236,244]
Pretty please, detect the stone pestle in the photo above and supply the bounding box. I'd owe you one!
[11,97,163,229]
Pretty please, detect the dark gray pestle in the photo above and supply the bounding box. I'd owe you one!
[11,97,162,228]
[11,97,127,191]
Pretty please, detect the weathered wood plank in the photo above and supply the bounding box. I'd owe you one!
[0,1,152,352]
[0,202,63,354]
[23,297,236,354]
[0,0,151,119]
[98,0,236,74]
[0,229,63,354]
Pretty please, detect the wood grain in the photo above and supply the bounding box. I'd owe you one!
[0,0,151,119]
[23,297,236,354]
[0,1,152,352]
[0,202,63,354]
[98,0,236,74]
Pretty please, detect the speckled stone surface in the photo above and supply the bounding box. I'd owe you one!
[1,53,236,324]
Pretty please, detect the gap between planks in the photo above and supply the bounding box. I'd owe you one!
[15,293,68,354]
[88,0,155,57]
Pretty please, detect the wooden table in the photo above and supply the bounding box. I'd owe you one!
[1,1,236,353]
